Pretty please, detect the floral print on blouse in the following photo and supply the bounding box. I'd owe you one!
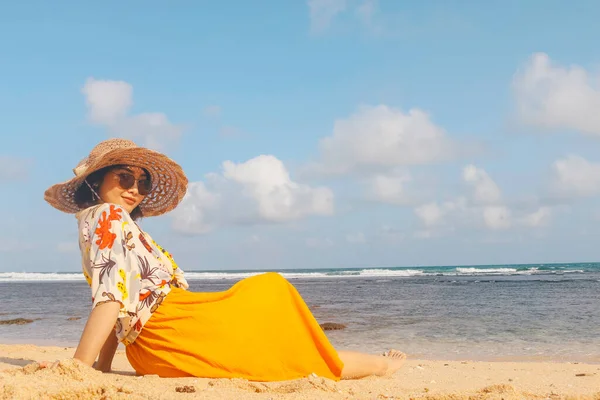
[76,203,189,345]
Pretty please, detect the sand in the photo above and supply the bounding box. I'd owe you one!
[0,344,599,399]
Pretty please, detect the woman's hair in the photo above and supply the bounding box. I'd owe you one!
[73,165,148,221]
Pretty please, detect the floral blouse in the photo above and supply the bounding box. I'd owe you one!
[76,203,189,345]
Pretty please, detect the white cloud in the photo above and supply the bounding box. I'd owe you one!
[110,113,182,150]
[415,197,556,233]
[346,232,366,244]
[82,77,182,149]
[368,169,412,205]
[520,206,552,228]
[356,0,377,25]
[82,78,132,124]
[513,52,600,135]
[172,155,334,234]
[482,206,511,230]
[171,182,220,235]
[311,105,455,176]
[222,155,334,222]
[308,0,347,33]
[0,156,30,181]
[303,104,472,209]
[464,166,510,229]
[552,155,600,197]
[414,202,444,227]
[413,198,467,232]
[462,164,501,204]
[414,166,515,232]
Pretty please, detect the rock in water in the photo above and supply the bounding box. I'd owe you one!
[320,322,347,331]
[0,318,34,325]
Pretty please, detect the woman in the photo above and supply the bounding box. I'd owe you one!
[44,138,406,381]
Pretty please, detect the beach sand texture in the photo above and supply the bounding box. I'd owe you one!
[1,344,598,399]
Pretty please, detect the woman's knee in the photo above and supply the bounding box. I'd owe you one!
[245,272,292,300]
[256,272,289,286]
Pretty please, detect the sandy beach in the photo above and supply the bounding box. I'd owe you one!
[1,344,598,399]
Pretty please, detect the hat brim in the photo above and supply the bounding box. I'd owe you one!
[44,147,188,217]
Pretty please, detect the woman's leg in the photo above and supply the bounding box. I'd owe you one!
[338,349,406,380]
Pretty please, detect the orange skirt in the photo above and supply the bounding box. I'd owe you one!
[125,272,344,381]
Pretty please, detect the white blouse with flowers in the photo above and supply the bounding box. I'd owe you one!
[76,203,189,345]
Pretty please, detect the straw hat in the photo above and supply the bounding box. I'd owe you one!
[44,138,188,217]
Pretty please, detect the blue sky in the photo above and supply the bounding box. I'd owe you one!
[2,1,600,272]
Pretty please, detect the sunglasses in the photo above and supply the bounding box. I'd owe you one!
[110,171,152,195]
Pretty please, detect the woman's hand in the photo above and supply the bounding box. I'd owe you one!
[35,358,87,370]
[37,360,60,369]
[92,361,111,373]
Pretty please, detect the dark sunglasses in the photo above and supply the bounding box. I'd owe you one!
[110,172,152,195]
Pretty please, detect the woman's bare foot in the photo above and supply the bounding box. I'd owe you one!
[381,349,406,376]
[338,349,407,379]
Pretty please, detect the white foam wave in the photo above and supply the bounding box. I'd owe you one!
[185,269,426,280]
[0,269,428,282]
[183,271,330,280]
[519,267,539,275]
[0,266,590,282]
[357,269,426,277]
[456,268,518,275]
[454,267,586,276]
[0,272,85,282]
[183,272,261,280]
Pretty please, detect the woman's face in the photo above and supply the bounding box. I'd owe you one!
[98,166,149,213]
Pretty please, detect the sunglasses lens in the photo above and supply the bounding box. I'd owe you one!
[115,172,152,195]
[118,174,135,189]
[139,179,152,195]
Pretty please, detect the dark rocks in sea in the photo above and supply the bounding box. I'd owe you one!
[67,317,82,321]
[0,318,34,325]
[320,322,347,331]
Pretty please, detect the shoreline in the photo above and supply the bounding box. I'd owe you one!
[1,344,599,399]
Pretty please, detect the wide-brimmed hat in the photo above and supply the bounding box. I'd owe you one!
[44,138,188,217]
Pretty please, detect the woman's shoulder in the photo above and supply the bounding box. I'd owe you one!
[77,203,133,224]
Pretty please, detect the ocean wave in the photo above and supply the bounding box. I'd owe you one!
[455,267,518,275]
[185,269,427,280]
[0,266,591,282]
[0,272,85,282]
[453,267,585,276]
[184,271,331,280]
[357,269,426,277]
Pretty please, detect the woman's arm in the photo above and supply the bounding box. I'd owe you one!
[73,302,120,367]
[74,205,143,370]
[94,325,120,372]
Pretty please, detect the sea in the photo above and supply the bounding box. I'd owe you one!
[1,263,599,363]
